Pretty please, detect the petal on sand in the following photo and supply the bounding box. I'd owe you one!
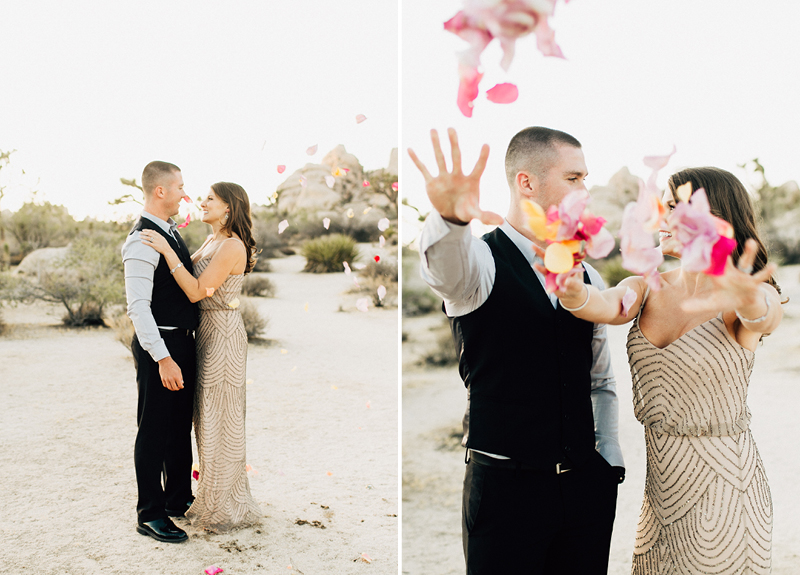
[486,82,519,103]
[277,165,286,174]
[205,567,223,575]
[356,114,367,123]
[323,217,331,229]
[377,285,387,300]
[278,219,289,234]
[306,144,318,155]
[621,287,636,317]
[378,217,390,231]
[544,243,574,274]
[361,553,373,564]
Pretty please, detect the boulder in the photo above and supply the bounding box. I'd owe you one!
[14,246,70,279]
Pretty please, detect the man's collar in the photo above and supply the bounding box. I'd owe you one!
[498,219,539,266]
[141,211,176,236]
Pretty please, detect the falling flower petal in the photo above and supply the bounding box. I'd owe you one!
[376,218,390,232]
[379,235,385,248]
[456,64,483,117]
[544,243,574,274]
[522,199,554,241]
[331,385,338,390]
[353,263,366,270]
[374,255,380,262]
[621,287,636,317]
[332,167,344,177]
[392,182,398,192]
[325,175,335,188]
[205,567,223,575]
[377,285,387,301]
[182,196,192,203]
[323,217,331,229]
[277,165,286,174]
[326,471,333,476]
[585,226,615,259]
[246,379,253,385]
[192,470,199,480]
[245,464,252,472]
[306,144,318,155]
[363,180,370,187]
[177,213,191,229]
[346,208,355,218]
[356,114,367,123]
[227,298,240,309]
[206,287,215,297]
[278,220,289,234]
[356,298,369,312]
[299,175,307,188]
[343,262,352,275]
[281,349,288,354]
[486,82,519,103]
[360,553,373,564]
[366,401,371,409]
[363,207,372,215]
[304,302,309,312]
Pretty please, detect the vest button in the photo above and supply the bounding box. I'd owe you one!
[564,446,571,452]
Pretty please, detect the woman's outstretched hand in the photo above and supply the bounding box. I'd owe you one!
[139,230,173,256]
[407,128,503,226]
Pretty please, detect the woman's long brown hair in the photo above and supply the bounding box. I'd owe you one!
[211,182,258,274]
[667,167,781,296]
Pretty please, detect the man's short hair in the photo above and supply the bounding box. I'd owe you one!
[142,161,181,196]
[504,127,581,188]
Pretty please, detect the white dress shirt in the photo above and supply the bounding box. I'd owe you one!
[121,212,181,363]
[419,210,625,468]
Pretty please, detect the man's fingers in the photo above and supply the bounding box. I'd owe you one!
[431,129,448,174]
[469,144,490,179]
[448,128,462,174]
[407,148,433,182]
[533,263,547,275]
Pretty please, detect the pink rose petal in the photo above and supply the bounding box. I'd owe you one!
[585,226,614,259]
[456,64,483,118]
[205,567,223,575]
[323,217,331,230]
[706,235,736,276]
[377,285,387,301]
[325,175,335,188]
[379,235,385,248]
[486,83,519,104]
[343,261,352,275]
[391,182,398,192]
[192,470,199,480]
[377,218,390,231]
[306,144,318,155]
[363,180,370,187]
[277,165,286,174]
[620,287,636,317]
[177,213,191,229]
[356,114,367,123]
[278,220,289,234]
[206,287,215,297]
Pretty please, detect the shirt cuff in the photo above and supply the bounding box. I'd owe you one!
[149,340,170,363]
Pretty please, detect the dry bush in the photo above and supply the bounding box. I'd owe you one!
[108,307,135,350]
[239,298,269,340]
[421,330,458,367]
[242,274,275,297]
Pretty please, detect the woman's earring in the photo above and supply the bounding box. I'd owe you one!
[222,212,229,224]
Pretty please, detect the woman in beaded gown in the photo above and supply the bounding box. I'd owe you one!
[140,182,262,533]
[552,167,783,574]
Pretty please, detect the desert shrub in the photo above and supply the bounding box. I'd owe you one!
[598,255,636,287]
[108,306,135,350]
[239,298,269,340]
[301,234,359,273]
[0,310,6,336]
[253,257,272,273]
[252,207,291,258]
[8,201,79,257]
[422,330,458,367]
[242,274,275,297]
[19,234,126,326]
[360,260,398,282]
[403,285,441,317]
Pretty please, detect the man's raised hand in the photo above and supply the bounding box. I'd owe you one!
[407,128,503,226]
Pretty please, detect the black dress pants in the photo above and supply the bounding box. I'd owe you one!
[131,331,196,523]
[462,450,619,574]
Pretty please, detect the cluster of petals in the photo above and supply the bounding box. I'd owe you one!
[669,186,736,276]
[444,0,566,117]
[523,189,614,293]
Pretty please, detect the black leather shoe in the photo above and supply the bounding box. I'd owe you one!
[136,518,188,543]
[165,498,195,517]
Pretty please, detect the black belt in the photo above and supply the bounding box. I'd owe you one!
[468,450,573,474]
[158,328,194,338]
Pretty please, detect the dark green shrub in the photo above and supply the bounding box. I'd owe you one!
[301,234,359,273]
[242,274,275,297]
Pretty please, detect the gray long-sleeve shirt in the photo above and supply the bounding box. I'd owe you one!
[419,210,624,468]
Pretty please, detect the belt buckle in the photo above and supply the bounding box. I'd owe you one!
[556,463,571,474]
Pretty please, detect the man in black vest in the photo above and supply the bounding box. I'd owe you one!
[409,127,625,573]
[122,161,199,543]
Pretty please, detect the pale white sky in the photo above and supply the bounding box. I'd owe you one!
[0,1,398,220]
[402,0,800,239]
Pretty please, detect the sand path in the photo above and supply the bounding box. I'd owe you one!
[0,253,398,574]
[402,264,800,574]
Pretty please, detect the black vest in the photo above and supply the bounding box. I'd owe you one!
[449,228,596,468]
[130,218,199,331]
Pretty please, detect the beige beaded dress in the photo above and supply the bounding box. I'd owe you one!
[185,256,261,532]
[627,290,771,574]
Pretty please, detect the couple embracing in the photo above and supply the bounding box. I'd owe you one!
[410,127,782,574]
[122,161,262,542]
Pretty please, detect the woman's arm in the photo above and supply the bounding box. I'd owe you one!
[556,272,647,325]
[139,232,245,303]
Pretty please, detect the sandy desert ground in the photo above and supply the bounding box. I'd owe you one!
[402,264,800,575]
[0,252,398,575]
